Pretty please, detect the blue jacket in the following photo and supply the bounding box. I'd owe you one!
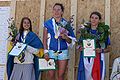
[44,18,75,51]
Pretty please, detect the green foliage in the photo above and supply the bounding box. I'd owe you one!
[8,18,18,41]
[60,21,74,32]
[97,22,111,43]
[78,22,111,44]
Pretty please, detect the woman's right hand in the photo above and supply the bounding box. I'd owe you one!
[44,53,49,61]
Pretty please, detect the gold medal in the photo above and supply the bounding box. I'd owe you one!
[55,35,58,39]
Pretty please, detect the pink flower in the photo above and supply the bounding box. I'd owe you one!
[59,27,68,35]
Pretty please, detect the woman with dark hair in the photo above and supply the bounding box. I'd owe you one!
[7,17,44,80]
[77,11,111,80]
[19,17,32,34]
[43,3,76,80]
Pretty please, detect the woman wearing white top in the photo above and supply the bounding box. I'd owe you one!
[7,17,44,80]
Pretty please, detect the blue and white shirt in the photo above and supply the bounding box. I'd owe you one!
[44,18,76,51]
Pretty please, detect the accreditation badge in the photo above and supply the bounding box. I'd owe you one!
[55,35,58,39]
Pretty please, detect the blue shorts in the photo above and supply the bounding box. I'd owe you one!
[48,50,69,60]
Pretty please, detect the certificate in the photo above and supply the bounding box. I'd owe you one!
[83,39,96,57]
[39,58,56,70]
[9,42,27,56]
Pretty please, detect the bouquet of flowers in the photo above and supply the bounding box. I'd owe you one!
[7,17,18,42]
[57,15,74,39]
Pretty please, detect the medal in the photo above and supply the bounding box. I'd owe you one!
[54,24,60,39]
[55,35,58,39]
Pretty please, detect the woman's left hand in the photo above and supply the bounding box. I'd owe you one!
[95,48,102,53]
[60,33,68,39]
[59,33,72,43]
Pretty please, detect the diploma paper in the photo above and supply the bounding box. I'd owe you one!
[9,42,27,56]
[39,58,56,70]
[83,39,96,57]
